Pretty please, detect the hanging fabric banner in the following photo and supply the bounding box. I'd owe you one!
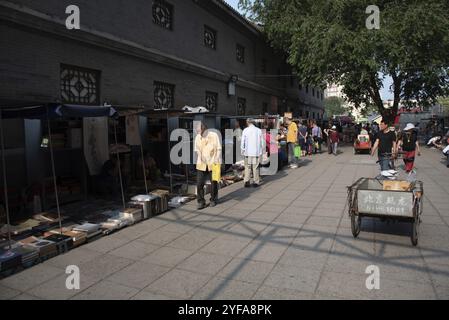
[83,117,109,175]
[126,115,141,146]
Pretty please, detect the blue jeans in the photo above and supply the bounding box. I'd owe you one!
[378,156,392,171]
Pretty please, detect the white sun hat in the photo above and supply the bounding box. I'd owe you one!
[404,123,415,131]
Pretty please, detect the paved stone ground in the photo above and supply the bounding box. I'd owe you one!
[1,146,449,300]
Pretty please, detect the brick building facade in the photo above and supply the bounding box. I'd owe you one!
[0,0,324,116]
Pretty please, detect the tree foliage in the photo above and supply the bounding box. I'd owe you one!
[239,0,449,123]
[324,97,346,118]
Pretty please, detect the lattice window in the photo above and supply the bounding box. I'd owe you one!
[154,81,175,109]
[237,98,246,116]
[205,91,218,112]
[60,64,100,105]
[236,44,245,63]
[204,25,217,50]
[153,0,173,30]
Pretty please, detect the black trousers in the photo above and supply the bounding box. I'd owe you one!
[197,170,218,204]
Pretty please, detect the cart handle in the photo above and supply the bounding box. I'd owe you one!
[347,177,365,190]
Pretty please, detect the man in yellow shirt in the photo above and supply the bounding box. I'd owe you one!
[285,117,299,168]
[194,121,222,210]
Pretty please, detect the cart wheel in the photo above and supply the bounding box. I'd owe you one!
[351,214,361,238]
[411,200,421,246]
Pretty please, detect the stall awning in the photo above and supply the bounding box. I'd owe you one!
[0,104,117,119]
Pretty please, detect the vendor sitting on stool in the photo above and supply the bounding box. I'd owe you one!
[138,151,161,186]
[98,158,120,198]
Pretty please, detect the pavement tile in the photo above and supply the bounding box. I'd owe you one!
[178,252,233,275]
[44,247,104,269]
[71,280,139,300]
[253,286,314,300]
[237,241,288,263]
[0,284,21,300]
[107,261,170,289]
[139,230,183,246]
[109,241,160,260]
[11,293,42,300]
[131,290,180,300]
[167,232,215,251]
[77,254,134,280]
[263,265,322,293]
[200,237,251,257]
[28,273,100,300]
[192,277,259,300]
[142,247,194,268]
[83,234,131,253]
[216,258,274,284]
[0,264,64,292]
[145,269,212,299]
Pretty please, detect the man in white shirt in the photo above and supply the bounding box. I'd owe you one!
[241,118,264,188]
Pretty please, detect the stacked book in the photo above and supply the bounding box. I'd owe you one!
[19,236,58,261]
[0,248,22,273]
[10,245,40,268]
[121,207,143,225]
[43,234,74,254]
[72,223,102,243]
[150,190,170,215]
[49,228,86,248]
[130,194,160,219]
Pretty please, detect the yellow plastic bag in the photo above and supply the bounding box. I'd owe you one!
[211,164,221,182]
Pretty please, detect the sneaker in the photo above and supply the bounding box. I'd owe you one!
[244,182,251,188]
[197,203,206,210]
[290,164,298,169]
[252,184,260,188]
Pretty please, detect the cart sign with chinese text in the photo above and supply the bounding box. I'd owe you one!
[357,190,414,217]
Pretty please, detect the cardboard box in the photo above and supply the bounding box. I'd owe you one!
[383,181,412,191]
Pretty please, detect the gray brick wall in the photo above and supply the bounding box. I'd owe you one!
[0,0,323,114]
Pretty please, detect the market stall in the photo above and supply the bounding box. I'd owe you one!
[0,104,130,275]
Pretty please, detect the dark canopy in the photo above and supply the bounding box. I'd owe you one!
[0,104,117,119]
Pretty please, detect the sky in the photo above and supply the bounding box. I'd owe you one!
[224,0,244,14]
[224,0,394,100]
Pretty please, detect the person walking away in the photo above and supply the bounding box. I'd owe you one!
[298,120,308,157]
[194,121,222,209]
[241,118,264,187]
[329,126,340,156]
[324,124,333,154]
[397,123,421,174]
[312,121,323,154]
[277,124,288,168]
[285,117,299,168]
[264,123,280,170]
[371,119,397,171]
[234,121,243,163]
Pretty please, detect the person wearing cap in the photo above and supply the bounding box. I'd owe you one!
[241,118,264,187]
[397,123,421,173]
[285,117,299,168]
[329,125,340,156]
